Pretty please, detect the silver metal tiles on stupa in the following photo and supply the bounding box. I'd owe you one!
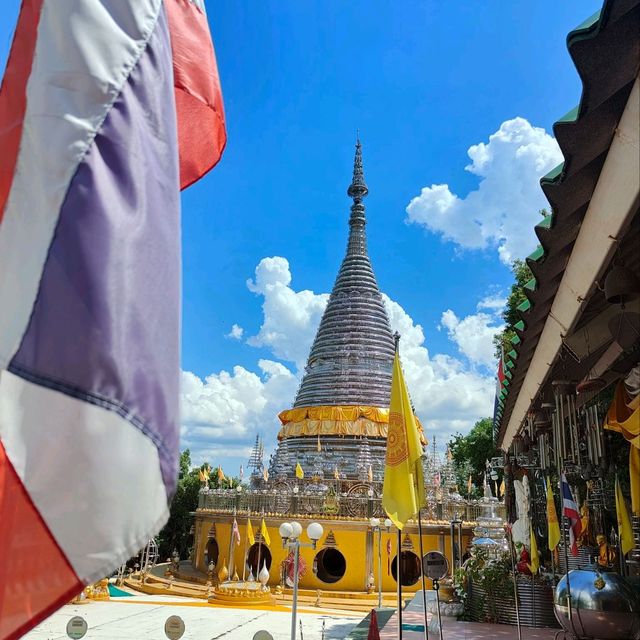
[293,140,395,408]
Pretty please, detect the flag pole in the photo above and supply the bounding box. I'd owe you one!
[416,465,429,640]
[397,527,403,640]
[559,473,576,636]
[506,526,522,640]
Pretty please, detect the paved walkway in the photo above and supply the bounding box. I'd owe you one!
[21,593,360,640]
[376,593,560,640]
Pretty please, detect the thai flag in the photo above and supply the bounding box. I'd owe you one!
[561,473,582,556]
[0,2,225,638]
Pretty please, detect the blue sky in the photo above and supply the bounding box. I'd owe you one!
[1,1,601,473]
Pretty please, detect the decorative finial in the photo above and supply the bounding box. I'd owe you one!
[347,135,368,201]
[393,331,401,353]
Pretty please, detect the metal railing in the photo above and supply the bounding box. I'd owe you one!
[197,485,502,524]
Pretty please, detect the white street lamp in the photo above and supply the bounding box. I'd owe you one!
[280,520,323,640]
[370,517,393,608]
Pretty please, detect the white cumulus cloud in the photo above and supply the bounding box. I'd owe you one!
[180,359,298,466]
[406,117,562,264]
[246,256,329,368]
[182,258,506,464]
[226,323,244,340]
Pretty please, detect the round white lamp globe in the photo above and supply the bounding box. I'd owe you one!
[307,522,324,542]
[384,518,393,529]
[291,521,303,538]
[279,522,293,539]
[369,517,381,529]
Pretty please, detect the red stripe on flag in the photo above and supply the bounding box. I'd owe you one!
[0,441,82,640]
[0,0,45,222]
[165,0,227,190]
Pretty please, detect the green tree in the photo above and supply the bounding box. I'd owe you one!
[449,418,500,498]
[493,258,533,359]
[156,450,242,560]
[492,209,547,359]
[156,449,202,560]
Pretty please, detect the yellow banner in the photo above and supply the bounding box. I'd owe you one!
[247,519,255,546]
[382,352,425,529]
[546,476,561,551]
[260,518,271,546]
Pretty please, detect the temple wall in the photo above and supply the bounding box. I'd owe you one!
[194,512,472,593]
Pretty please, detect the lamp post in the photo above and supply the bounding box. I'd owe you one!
[369,517,392,609]
[280,520,323,640]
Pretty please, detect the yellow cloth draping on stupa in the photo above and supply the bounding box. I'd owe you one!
[276,405,427,445]
[604,381,640,514]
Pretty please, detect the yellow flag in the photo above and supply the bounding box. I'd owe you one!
[616,475,634,555]
[260,518,271,546]
[527,523,540,574]
[630,446,639,516]
[334,466,339,480]
[317,434,322,452]
[499,478,506,499]
[382,352,425,529]
[218,466,225,483]
[546,476,561,551]
[199,469,205,482]
[247,518,255,545]
[295,462,304,479]
[467,475,472,495]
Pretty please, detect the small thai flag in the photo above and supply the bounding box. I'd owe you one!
[561,473,582,556]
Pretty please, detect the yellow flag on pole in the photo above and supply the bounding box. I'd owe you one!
[247,518,255,545]
[616,475,634,555]
[334,466,339,480]
[546,476,561,551]
[382,352,425,530]
[295,462,304,479]
[260,518,271,546]
[527,522,540,574]
[217,466,225,483]
[499,478,506,499]
[467,475,472,496]
[317,434,322,452]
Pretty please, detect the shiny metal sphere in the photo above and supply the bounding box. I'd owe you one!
[554,569,640,639]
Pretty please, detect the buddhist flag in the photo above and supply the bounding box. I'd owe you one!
[247,519,255,546]
[295,462,305,479]
[382,352,425,529]
[260,518,271,546]
[0,2,225,637]
[546,477,561,551]
[527,523,540,574]
[615,476,634,555]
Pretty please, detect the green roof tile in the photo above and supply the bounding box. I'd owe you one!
[510,334,521,345]
[517,299,531,313]
[541,162,564,184]
[514,320,525,332]
[557,105,579,124]
[508,349,518,360]
[527,246,545,262]
[524,278,536,292]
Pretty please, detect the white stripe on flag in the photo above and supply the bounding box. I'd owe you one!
[0,369,168,584]
[0,0,162,368]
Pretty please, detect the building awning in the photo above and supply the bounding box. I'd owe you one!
[496,0,640,450]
